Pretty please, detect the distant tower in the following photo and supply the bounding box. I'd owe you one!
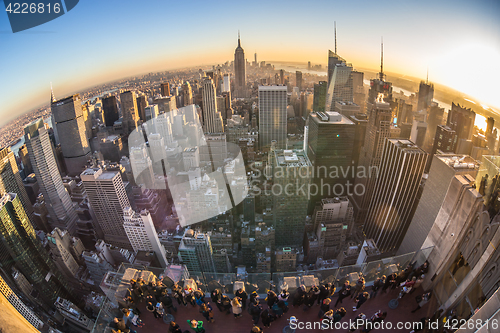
[363,139,427,254]
[120,90,139,135]
[51,94,91,176]
[417,80,434,112]
[24,119,78,234]
[234,31,246,98]
[135,93,148,122]
[201,76,223,133]
[80,168,132,250]
[178,229,216,273]
[368,39,393,104]
[295,71,303,91]
[258,85,288,149]
[102,95,120,127]
[182,81,193,106]
[160,82,171,97]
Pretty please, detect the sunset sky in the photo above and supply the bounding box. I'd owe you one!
[1,0,499,127]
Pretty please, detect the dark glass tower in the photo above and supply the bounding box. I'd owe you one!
[102,95,120,127]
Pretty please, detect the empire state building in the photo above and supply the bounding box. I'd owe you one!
[234,32,246,98]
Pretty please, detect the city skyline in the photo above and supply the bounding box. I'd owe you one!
[1,0,499,127]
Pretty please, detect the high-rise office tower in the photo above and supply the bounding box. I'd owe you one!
[313,81,328,112]
[178,229,216,273]
[351,71,365,112]
[201,77,223,133]
[295,71,302,91]
[80,167,132,249]
[51,94,91,176]
[123,207,168,268]
[352,101,392,226]
[136,94,148,122]
[306,111,355,212]
[426,125,458,171]
[325,62,353,112]
[0,193,75,310]
[258,85,288,149]
[120,90,139,135]
[233,33,246,98]
[398,154,478,255]
[24,119,78,234]
[182,81,193,106]
[0,148,33,219]
[423,102,445,151]
[102,95,120,127]
[312,197,354,259]
[327,50,345,84]
[272,149,312,247]
[18,144,33,176]
[46,228,81,280]
[160,82,171,96]
[446,103,476,142]
[363,139,427,254]
[145,105,159,121]
[222,74,230,93]
[417,80,434,112]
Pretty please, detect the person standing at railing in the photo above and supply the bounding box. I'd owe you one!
[235,288,248,310]
[211,288,224,312]
[232,297,243,318]
[266,290,278,308]
[335,281,351,307]
[172,283,187,306]
[351,277,365,300]
[292,285,306,307]
[249,299,263,325]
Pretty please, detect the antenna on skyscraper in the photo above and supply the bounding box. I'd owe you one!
[334,21,337,54]
[379,37,384,81]
[426,67,429,84]
[50,82,56,103]
[237,30,241,47]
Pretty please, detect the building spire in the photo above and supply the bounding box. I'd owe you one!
[426,67,429,84]
[334,21,337,54]
[379,37,384,81]
[50,82,56,103]
[238,30,240,47]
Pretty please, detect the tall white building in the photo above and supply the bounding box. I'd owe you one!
[202,77,223,134]
[123,207,168,268]
[222,74,231,93]
[80,168,132,249]
[258,85,288,149]
[24,119,78,234]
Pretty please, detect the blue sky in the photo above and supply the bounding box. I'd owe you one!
[1,0,499,126]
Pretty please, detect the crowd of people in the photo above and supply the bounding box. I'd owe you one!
[109,260,437,332]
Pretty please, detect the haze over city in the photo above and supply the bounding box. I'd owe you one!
[1,0,499,127]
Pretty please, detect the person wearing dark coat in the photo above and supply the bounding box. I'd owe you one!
[353,292,369,311]
[249,291,259,304]
[261,308,273,328]
[172,283,187,306]
[161,293,177,314]
[169,321,183,333]
[292,285,306,307]
[335,281,351,307]
[249,300,263,325]
[235,288,248,310]
[111,317,131,333]
[317,284,329,305]
[211,289,224,311]
[266,290,277,308]
[221,294,232,314]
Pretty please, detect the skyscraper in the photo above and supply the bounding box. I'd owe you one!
[446,103,476,142]
[123,207,168,268]
[417,80,434,112]
[136,94,148,122]
[367,41,392,104]
[0,147,33,220]
[306,111,355,211]
[363,139,427,254]
[325,62,353,112]
[80,167,132,249]
[201,76,223,133]
[233,33,246,98]
[120,90,139,135]
[313,81,328,112]
[178,229,216,273]
[102,95,120,127]
[182,81,193,106]
[352,101,392,226]
[160,82,170,96]
[295,71,303,91]
[24,119,78,234]
[222,74,230,93]
[398,154,478,255]
[272,149,312,247]
[51,94,91,176]
[0,193,75,310]
[258,85,288,149]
